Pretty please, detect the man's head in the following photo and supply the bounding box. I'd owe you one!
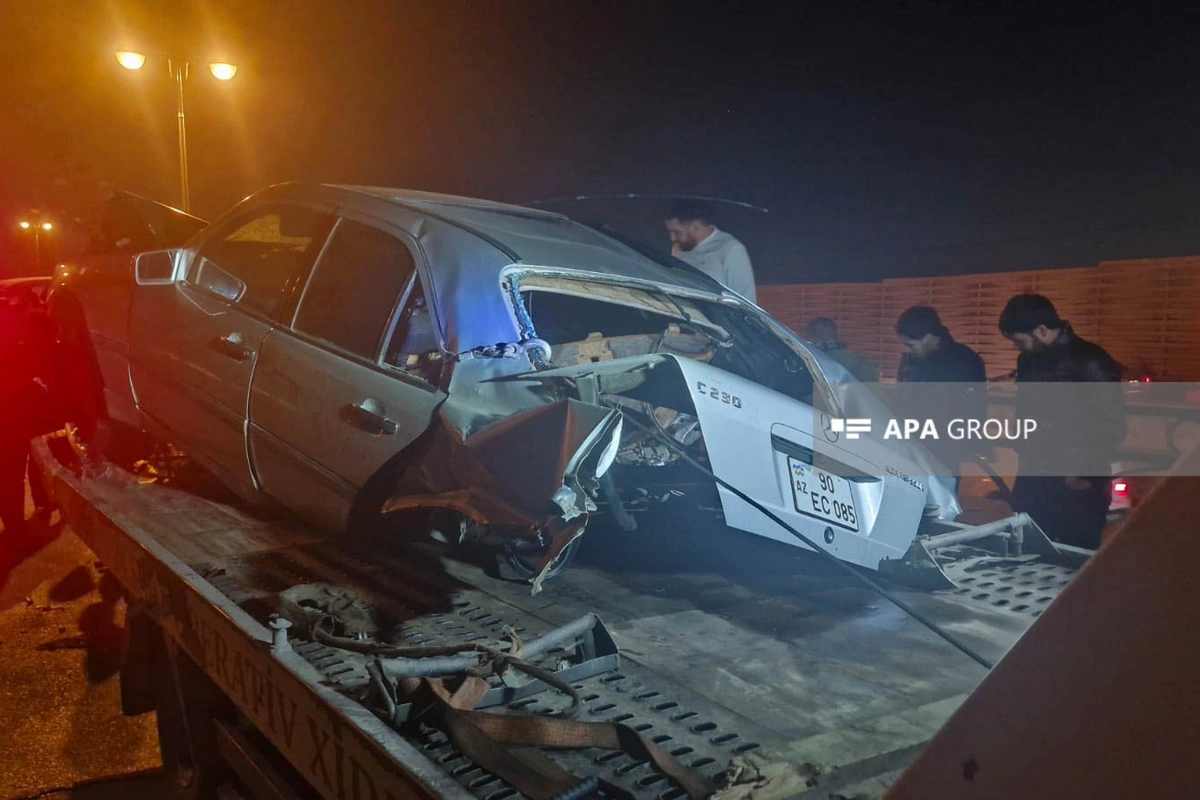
[999,294,1063,353]
[805,317,839,344]
[896,305,947,358]
[664,200,716,252]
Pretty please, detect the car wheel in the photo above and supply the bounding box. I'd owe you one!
[503,536,582,580]
[154,638,235,798]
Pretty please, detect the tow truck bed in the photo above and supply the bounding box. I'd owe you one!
[32,438,1077,799]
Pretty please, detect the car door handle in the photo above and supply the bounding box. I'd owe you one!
[349,398,399,435]
[215,332,253,361]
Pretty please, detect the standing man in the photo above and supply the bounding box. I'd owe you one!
[0,303,57,534]
[664,200,756,303]
[999,293,1124,550]
[894,306,987,490]
[804,317,879,382]
[895,306,986,384]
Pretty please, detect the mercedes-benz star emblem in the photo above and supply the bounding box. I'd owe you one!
[821,412,839,443]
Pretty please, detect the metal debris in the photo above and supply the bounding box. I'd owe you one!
[717,753,835,800]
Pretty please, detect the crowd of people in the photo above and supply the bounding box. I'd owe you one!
[793,297,1124,551]
[883,296,1122,549]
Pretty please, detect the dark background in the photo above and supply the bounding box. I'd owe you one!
[4,0,1200,282]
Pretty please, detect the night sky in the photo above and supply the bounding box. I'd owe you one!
[4,1,1200,283]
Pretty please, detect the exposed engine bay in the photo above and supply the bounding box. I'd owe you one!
[613,405,703,468]
[515,277,824,526]
[519,278,816,407]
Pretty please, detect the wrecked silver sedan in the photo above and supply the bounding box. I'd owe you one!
[54,183,964,590]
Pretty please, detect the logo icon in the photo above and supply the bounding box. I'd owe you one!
[829,418,872,439]
[820,412,839,443]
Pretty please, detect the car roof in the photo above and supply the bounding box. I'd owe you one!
[230,183,736,353]
[331,185,571,223]
[329,184,723,294]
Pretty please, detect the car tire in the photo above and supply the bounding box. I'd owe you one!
[154,638,235,799]
[503,536,581,580]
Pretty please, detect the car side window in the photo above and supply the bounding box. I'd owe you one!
[383,281,441,377]
[188,204,335,317]
[293,219,418,360]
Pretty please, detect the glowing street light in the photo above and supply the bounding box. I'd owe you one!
[16,217,54,271]
[115,48,239,212]
[209,62,237,81]
[115,50,147,70]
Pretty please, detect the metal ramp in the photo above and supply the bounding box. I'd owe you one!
[880,512,1091,592]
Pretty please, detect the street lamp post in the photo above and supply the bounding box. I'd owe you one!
[17,219,53,272]
[115,50,238,213]
[172,59,191,213]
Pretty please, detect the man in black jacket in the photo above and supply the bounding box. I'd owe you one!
[999,294,1125,549]
[896,306,987,384]
[894,306,987,490]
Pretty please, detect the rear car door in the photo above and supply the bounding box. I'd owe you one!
[248,215,447,532]
[128,202,336,498]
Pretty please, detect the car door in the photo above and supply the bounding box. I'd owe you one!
[128,201,337,499]
[247,215,447,531]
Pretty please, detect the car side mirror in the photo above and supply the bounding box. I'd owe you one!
[134,249,181,285]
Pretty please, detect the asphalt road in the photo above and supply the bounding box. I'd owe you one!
[0,480,162,800]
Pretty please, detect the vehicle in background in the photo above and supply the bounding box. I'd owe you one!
[0,276,51,342]
[1109,477,1132,518]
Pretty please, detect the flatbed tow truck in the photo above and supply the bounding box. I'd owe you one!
[31,435,1084,800]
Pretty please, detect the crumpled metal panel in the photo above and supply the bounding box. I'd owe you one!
[383,398,621,529]
[436,356,554,439]
[514,353,963,571]
[276,582,380,638]
[409,219,519,355]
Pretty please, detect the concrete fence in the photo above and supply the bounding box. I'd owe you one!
[758,255,1200,381]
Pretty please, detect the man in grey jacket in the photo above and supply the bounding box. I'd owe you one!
[664,200,756,302]
[804,317,879,383]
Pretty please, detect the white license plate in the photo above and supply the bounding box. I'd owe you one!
[788,457,860,531]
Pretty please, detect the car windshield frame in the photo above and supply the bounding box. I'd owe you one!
[503,266,839,413]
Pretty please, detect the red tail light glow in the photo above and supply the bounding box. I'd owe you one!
[1114,481,1128,494]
